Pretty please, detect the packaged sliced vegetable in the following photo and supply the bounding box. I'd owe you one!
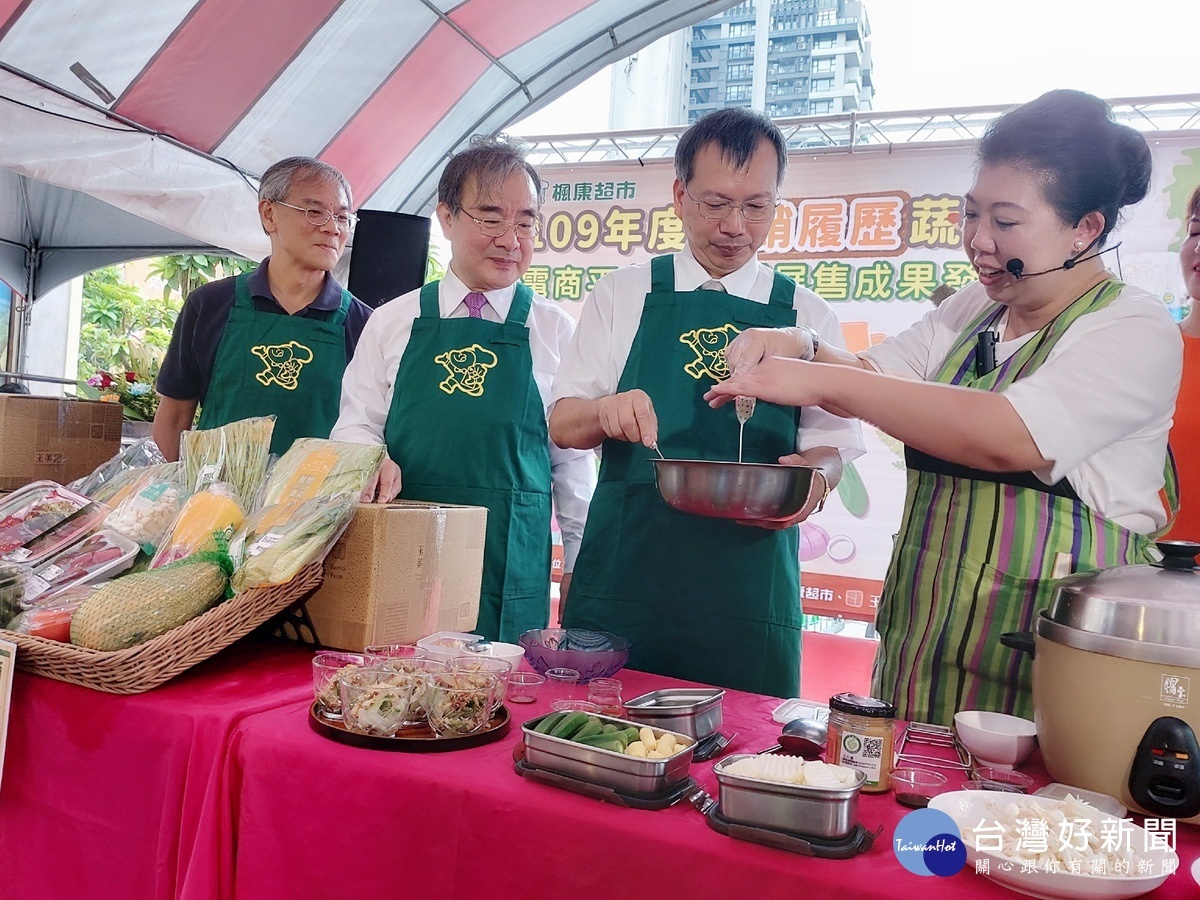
[150,483,246,568]
[230,492,358,591]
[105,477,187,551]
[6,583,100,641]
[88,461,182,507]
[69,437,167,498]
[0,482,108,567]
[180,416,275,507]
[0,563,28,625]
[257,439,386,510]
[21,529,140,605]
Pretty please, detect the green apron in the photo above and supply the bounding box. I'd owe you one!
[385,281,552,643]
[872,280,1173,725]
[564,254,803,696]
[197,272,351,456]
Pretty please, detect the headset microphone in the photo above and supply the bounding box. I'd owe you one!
[1002,238,1117,280]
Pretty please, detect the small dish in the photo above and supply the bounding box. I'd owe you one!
[892,768,947,808]
[969,765,1036,793]
[551,699,602,714]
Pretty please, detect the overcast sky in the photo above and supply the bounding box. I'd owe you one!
[514,0,1197,134]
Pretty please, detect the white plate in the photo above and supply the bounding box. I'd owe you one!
[928,790,1177,899]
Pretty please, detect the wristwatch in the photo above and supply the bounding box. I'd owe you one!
[803,325,820,361]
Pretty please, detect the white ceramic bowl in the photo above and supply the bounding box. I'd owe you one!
[954,710,1038,769]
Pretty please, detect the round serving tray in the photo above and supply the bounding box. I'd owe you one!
[308,700,510,751]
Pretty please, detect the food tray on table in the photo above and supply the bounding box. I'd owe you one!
[513,743,699,809]
[0,561,325,694]
[309,701,511,751]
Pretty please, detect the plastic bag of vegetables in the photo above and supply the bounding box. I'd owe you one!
[87,461,182,507]
[104,472,189,552]
[150,482,245,568]
[69,437,167,498]
[256,439,385,508]
[229,491,358,592]
[180,415,275,507]
[6,582,100,642]
[70,548,235,651]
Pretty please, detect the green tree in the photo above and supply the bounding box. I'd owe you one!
[148,253,254,302]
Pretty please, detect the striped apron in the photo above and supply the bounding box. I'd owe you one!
[871,279,1171,725]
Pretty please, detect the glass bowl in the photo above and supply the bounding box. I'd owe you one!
[968,765,1037,793]
[425,672,497,737]
[506,671,546,704]
[339,668,419,737]
[518,628,631,681]
[892,768,948,808]
[449,656,513,711]
[311,651,369,719]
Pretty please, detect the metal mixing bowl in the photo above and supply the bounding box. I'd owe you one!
[650,458,816,521]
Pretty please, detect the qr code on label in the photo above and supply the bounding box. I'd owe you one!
[861,737,883,759]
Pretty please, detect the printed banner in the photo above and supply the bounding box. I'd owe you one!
[531,139,1200,617]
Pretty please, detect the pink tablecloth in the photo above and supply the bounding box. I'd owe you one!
[0,640,313,899]
[3,641,1198,898]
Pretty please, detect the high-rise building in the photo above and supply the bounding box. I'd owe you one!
[609,0,872,129]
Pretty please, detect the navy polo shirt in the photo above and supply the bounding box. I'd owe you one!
[156,259,372,403]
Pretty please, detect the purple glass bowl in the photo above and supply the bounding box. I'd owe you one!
[517,628,631,682]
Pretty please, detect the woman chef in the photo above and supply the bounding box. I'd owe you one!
[710,90,1182,725]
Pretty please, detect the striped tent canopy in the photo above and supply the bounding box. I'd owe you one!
[0,0,731,300]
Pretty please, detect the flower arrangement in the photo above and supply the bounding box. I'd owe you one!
[87,370,158,421]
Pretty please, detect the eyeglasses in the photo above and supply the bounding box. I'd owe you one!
[273,200,357,231]
[684,188,778,223]
[461,209,540,240]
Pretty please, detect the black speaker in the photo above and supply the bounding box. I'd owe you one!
[347,209,431,308]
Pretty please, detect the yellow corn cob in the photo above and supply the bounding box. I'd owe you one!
[69,560,228,650]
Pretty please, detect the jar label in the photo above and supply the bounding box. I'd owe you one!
[837,728,884,784]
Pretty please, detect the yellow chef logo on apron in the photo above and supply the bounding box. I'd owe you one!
[679,323,741,382]
[435,343,499,397]
[251,340,314,390]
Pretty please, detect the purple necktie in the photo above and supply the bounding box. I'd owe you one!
[463,291,488,319]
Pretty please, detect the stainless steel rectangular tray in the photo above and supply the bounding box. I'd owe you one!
[713,754,864,839]
[522,712,694,795]
[622,688,724,740]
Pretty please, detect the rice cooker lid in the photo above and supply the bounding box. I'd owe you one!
[1038,541,1200,667]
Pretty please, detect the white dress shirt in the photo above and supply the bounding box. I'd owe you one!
[551,248,866,459]
[860,279,1181,533]
[332,268,597,570]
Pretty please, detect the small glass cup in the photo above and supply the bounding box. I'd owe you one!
[425,672,497,737]
[340,668,418,737]
[892,768,948,808]
[311,651,368,720]
[544,667,581,706]
[506,671,546,704]
[586,677,624,716]
[376,657,448,723]
[364,643,427,663]
[971,766,1036,793]
[550,699,602,714]
[449,656,513,711]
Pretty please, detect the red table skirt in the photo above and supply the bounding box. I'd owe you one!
[1,639,1196,898]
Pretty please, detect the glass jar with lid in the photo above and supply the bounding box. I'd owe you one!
[827,692,897,793]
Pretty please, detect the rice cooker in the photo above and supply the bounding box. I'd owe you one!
[1007,541,1200,824]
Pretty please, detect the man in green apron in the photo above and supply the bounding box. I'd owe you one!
[331,140,596,643]
[549,109,864,697]
[154,157,373,459]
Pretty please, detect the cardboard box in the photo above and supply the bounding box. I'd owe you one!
[302,500,488,651]
[0,396,124,492]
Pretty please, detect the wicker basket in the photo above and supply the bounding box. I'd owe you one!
[0,562,324,694]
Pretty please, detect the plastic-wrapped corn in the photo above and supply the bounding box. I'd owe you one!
[70,552,233,650]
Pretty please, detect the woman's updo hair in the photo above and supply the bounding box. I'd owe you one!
[978,89,1151,241]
